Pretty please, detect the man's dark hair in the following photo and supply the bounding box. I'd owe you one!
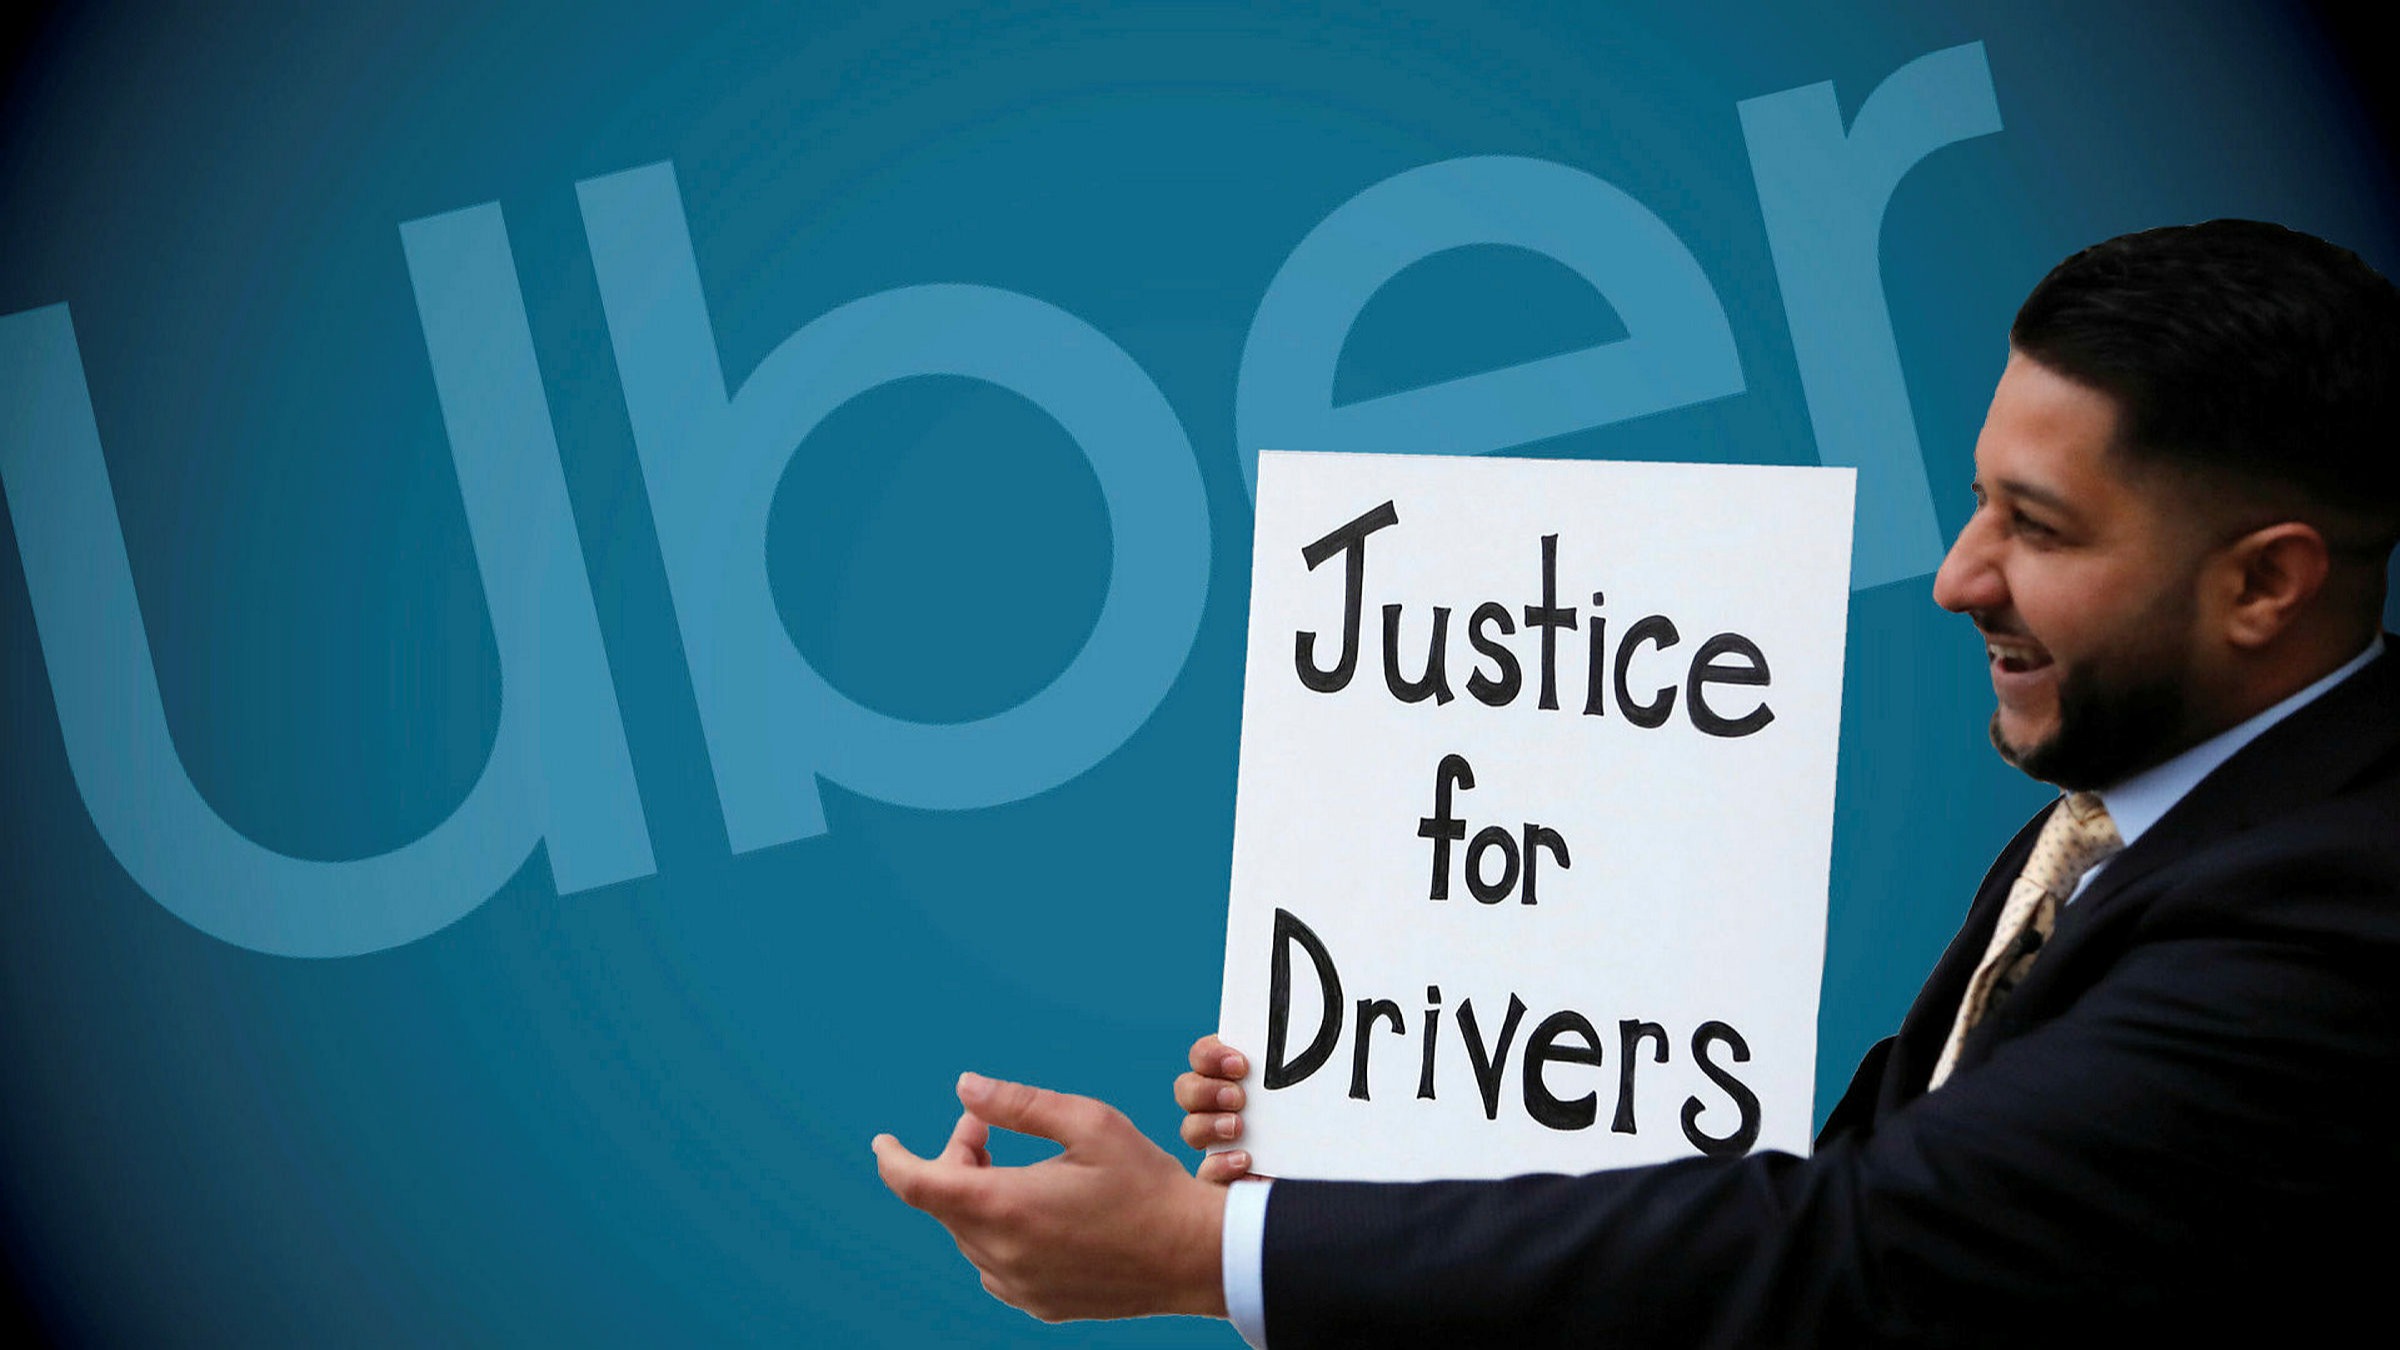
[2011,219,2400,554]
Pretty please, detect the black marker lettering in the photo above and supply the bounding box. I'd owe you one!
[1523,1010,1606,1131]
[1264,909,1344,1089]
[1382,604,1456,704]
[1582,592,1608,716]
[1417,985,1443,1099]
[1418,755,1473,901]
[1456,994,1529,1121]
[1681,1020,1762,1156]
[1521,822,1569,905]
[1521,534,1579,711]
[1613,1019,1669,1134]
[1349,998,1405,1100]
[1614,615,1682,729]
[1464,602,1522,707]
[1466,825,1520,904]
[1293,501,1400,693]
[1688,632,1775,738]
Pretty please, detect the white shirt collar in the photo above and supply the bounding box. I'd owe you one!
[2066,634,2386,900]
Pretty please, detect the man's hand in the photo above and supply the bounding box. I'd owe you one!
[873,1072,1230,1323]
[1174,1035,1259,1183]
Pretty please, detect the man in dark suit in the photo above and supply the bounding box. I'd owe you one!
[872,220,2400,1344]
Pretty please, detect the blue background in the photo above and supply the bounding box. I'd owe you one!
[4,1,2398,1343]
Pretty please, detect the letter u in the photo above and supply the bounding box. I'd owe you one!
[0,203,653,958]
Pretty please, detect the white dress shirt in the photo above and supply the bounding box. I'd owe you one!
[1220,635,2385,1348]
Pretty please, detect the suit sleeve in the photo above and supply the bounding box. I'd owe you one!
[1260,858,2400,1348]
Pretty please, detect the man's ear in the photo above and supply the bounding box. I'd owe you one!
[2215,522,2331,650]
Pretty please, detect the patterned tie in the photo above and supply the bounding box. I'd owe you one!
[1927,791,2123,1090]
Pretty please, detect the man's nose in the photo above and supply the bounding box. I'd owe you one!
[1931,514,2003,615]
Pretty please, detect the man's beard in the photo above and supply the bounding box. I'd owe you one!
[1990,657,2193,790]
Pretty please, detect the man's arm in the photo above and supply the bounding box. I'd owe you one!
[878,819,2399,1343]
[1255,912,2397,1346]
[881,900,2394,1341]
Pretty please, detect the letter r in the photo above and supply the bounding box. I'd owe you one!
[1741,41,2004,591]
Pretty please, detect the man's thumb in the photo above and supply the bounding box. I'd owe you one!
[958,1071,1101,1145]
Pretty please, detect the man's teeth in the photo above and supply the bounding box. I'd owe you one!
[1986,640,2046,672]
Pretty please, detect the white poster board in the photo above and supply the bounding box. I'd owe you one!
[1217,451,1854,1181]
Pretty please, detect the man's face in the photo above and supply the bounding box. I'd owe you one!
[1931,352,2222,789]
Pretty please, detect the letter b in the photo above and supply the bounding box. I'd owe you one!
[577,163,1211,853]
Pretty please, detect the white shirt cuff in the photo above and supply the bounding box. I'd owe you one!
[1220,1176,1273,1349]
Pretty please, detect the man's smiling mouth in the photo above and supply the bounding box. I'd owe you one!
[1983,633,2054,675]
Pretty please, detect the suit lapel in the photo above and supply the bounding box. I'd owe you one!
[1861,807,2050,1120]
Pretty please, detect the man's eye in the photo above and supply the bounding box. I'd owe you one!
[2011,511,2056,539]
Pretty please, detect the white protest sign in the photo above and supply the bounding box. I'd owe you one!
[1217,451,1854,1181]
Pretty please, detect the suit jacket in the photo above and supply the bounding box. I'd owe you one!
[1262,641,2400,1347]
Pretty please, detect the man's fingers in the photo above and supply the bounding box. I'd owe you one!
[957,1071,1109,1145]
[875,1131,996,1222]
[872,1133,936,1209]
[1179,1111,1243,1150]
[1174,1071,1245,1114]
[1196,1149,1253,1185]
[1188,1035,1250,1080]
[940,1110,992,1167]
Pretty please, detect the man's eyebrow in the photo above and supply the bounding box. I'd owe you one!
[1991,476,2081,519]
